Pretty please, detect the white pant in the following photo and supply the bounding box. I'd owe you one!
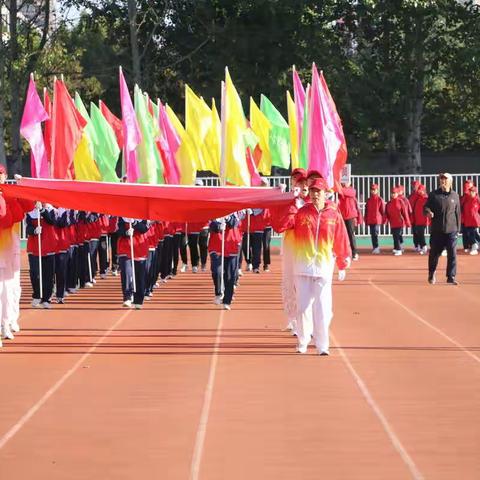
[295,275,333,353]
[282,243,298,329]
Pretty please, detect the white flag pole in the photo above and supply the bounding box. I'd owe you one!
[129,223,136,293]
[37,207,43,299]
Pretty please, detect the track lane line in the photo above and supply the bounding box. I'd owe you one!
[331,332,425,480]
[189,310,225,480]
[369,280,480,364]
[0,309,132,450]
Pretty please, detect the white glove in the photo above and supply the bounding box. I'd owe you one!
[278,183,287,193]
[126,228,134,237]
[338,270,346,282]
[34,226,42,235]
[218,222,226,231]
[35,201,42,210]
[246,209,253,215]
[14,174,22,181]
[345,257,352,269]
[293,186,301,197]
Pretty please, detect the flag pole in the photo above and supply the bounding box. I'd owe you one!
[129,223,137,293]
[219,76,227,298]
[37,206,43,300]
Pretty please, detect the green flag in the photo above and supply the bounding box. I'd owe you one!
[134,85,160,184]
[260,94,291,170]
[74,92,97,157]
[90,103,120,182]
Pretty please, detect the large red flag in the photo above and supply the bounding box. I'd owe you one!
[100,100,124,149]
[51,79,87,179]
[43,89,53,172]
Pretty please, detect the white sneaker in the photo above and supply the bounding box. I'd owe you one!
[372,247,380,254]
[42,302,51,309]
[223,304,231,310]
[2,329,14,340]
[111,270,119,276]
[180,264,187,273]
[472,243,479,251]
[192,266,198,273]
[201,265,207,272]
[85,282,94,288]
[213,295,223,305]
[470,249,478,256]
[144,295,152,300]
[32,298,41,307]
[296,345,308,354]
[393,250,403,256]
[92,278,97,284]
[10,321,20,333]
[134,304,142,310]
[441,250,447,257]
[238,269,243,276]
[353,253,359,261]
[247,263,253,272]
[68,288,77,294]
[422,246,428,254]
[123,299,132,307]
[100,273,107,279]
[464,249,470,253]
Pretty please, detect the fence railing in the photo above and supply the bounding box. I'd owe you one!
[7,173,480,239]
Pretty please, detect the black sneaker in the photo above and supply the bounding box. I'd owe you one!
[428,273,436,284]
[447,277,459,285]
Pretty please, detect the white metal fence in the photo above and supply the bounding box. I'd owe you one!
[8,173,480,239]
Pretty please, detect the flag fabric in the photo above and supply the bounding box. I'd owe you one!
[90,103,120,182]
[51,79,87,179]
[202,98,221,175]
[298,84,310,170]
[119,67,141,182]
[308,63,342,188]
[43,89,53,170]
[134,86,160,184]
[158,101,181,184]
[166,104,197,185]
[99,100,124,150]
[293,66,306,149]
[246,147,263,186]
[260,95,290,170]
[286,90,299,169]
[249,97,272,175]
[223,68,250,186]
[20,77,49,178]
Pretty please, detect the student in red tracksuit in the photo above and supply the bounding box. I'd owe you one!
[26,203,57,307]
[160,221,174,281]
[208,213,242,310]
[411,185,430,254]
[249,208,271,273]
[262,210,273,272]
[462,186,480,255]
[97,214,110,278]
[107,215,119,275]
[53,207,71,303]
[172,222,188,274]
[408,181,422,251]
[364,183,385,254]
[461,179,476,251]
[385,187,411,255]
[117,217,151,309]
[396,185,413,251]
[145,222,159,298]
[66,210,79,293]
[187,221,210,272]
[338,182,363,260]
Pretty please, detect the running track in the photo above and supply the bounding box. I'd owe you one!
[1,251,479,479]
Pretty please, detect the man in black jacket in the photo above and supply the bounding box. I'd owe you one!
[424,173,461,285]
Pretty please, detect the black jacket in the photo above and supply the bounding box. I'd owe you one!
[423,188,461,234]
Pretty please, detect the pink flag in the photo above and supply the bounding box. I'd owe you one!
[246,147,263,186]
[293,67,306,149]
[119,67,141,182]
[158,102,180,184]
[20,77,49,178]
[307,63,342,188]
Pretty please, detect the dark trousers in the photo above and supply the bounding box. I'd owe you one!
[83,240,99,282]
[369,224,379,249]
[262,227,272,268]
[251,232,263,270]
[344,218,357,256]
[98,235,108,274]
[391,227,402,251]
[78,244,86,287]
[28,254,55,303]
[222,255,238,305]
[210,252,222,297]
[146,250,156,294]
[413,225,427,248]
[109,232,119,271]
[429,232,458,279]
[119,256,146,304]
[67,246,78,290]
[463,226,478,249]
[55,252,68,299]
[153,241,163,284]
[239,232,252,268]
[161,236,173,279]
[199,229,209,267]
[188,233,200,267]
[173,233,187,274]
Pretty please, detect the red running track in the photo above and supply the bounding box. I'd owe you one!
[0,250,479,479]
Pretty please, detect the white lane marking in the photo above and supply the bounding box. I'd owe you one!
[369,280,480,364]
[189,310,225,480]
[332,333,425,480]
[0,310,131,450]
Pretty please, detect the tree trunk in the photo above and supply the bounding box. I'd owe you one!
[8,0,22,175]
[128,0,142,87]
[387,129,398,165]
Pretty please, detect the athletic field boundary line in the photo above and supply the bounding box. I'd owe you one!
[189,310,225,480]
[332,333,425,480]
[0,310,132,450]
[369,280,480,364]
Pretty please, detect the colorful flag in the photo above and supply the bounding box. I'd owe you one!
[286,90,299,170]
[202,98,221,175]
[298,84,310,170]
[249,97,272,175]
[246,147,263,186]
[119,67,141,182]
[51,78,86,179]
[90,103,120,182]
[293,66,306,148]
[158,101,181,184]
[99,100,124,150]
[222,68,250,186]
[260,95,290,170]
[43,89,53,172]
[20,77,49,178]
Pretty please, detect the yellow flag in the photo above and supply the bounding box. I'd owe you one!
[73,133,102,181]
[223,69,249,186]
[286,90,299,169]
[185,85,213,172]
[166,104,197,185]
[202,98,221,175]
[250,97,272,175]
